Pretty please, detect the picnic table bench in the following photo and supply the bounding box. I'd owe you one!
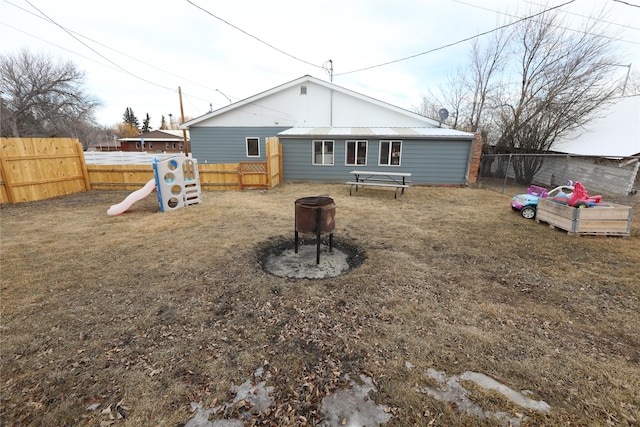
[346,170,411,198]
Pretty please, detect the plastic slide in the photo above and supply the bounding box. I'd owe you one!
[107,179,156,216]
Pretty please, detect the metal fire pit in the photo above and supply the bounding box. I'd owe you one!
[294,196,336,264]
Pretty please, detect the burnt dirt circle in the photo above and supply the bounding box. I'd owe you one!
[257,236,366,279]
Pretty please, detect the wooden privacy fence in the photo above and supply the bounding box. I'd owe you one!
[0,138,91,204]
[0,137,282,203]
[89,138,282,191]
[237,137,282,190]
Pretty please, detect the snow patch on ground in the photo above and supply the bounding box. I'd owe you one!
[185,370,392,426]
[417,368,550,427]
[319,374,392,426]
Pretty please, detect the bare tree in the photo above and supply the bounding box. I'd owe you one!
[0,49,101,139]
[494,9,620,182]
[416,33,508,135]
[418,5,623,183]
[467,34,508,133]
[415,68,469,129]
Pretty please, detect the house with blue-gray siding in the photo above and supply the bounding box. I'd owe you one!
[181,75,479,185]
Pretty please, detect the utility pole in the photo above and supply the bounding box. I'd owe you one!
[178,86,190,155]
[324,59,334,82]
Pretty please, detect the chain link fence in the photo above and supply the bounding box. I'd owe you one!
[477,153,640,197]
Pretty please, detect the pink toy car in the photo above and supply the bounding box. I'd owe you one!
[511,184,574,219]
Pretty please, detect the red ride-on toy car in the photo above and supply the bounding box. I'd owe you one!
[567,182,602,208]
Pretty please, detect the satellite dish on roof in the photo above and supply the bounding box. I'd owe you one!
[438,108,449,128]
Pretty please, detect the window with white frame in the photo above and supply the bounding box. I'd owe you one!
[379,140,402,166]
[345,140,368,166]
[246,137,260,157]
[313,140,334,165]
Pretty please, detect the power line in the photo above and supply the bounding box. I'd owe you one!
[335,0,578,76]
[185,0,324,70]
[4,2,294,121]
[522,0,640,31]
[4,0,236,109]
[22,0,176,92]
[12,0,220,92]
[455,0,640,45]
[613,0,640,8]
[1,20,122,73]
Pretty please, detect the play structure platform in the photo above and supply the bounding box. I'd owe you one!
[107,156,202,215]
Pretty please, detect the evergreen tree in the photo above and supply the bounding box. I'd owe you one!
[122,107,140,129]
[159,115,168,130]
[141,113,151,133]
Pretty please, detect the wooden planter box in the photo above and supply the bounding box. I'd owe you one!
[536,198,633,236]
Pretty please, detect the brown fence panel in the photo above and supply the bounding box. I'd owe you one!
[0,138,90,203]
[87,164,155,190]
[89,163,246,191]
[0,160,8,204]
[0,138,278,204]
[199,163,241,190]
[265,136,282,188]
[238,162,268,190]
[90,162,253,191]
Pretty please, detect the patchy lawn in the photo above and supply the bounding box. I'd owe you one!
[1,183,638,426]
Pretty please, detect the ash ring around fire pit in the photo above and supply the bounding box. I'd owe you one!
[258,237,366,280]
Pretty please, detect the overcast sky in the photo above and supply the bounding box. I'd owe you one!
[2,0,639,127]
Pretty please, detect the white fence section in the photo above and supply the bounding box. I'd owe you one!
[83,151,188,165]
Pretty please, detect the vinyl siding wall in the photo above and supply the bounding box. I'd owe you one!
[190,126,290,163]
[281,137,473,185]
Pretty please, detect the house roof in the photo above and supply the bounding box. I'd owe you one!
[181,75,441,128]
[119,129,189,142]
[551,96,640,157]
[278,127,473,139]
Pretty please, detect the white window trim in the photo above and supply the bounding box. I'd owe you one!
[345,140,368,166]
[246,137,260,157]
[312,140,334,166]
[378,140,402,166]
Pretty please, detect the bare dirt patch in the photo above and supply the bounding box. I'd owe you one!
[1,183,639,426]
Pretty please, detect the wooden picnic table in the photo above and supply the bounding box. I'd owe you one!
[346,170,412,198]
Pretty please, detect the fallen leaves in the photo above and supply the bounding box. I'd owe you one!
[100,399,128,422]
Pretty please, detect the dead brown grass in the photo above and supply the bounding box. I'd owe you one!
[1,183,639,426]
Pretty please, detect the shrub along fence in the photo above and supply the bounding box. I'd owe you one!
[0,137,282,204]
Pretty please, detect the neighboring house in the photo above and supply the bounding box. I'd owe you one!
[551,95,640,158]
[181,75,479,185]
[119,129,188,154]
[547,95,640,195]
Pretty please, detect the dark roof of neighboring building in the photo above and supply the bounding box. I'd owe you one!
[118,129,189,142]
